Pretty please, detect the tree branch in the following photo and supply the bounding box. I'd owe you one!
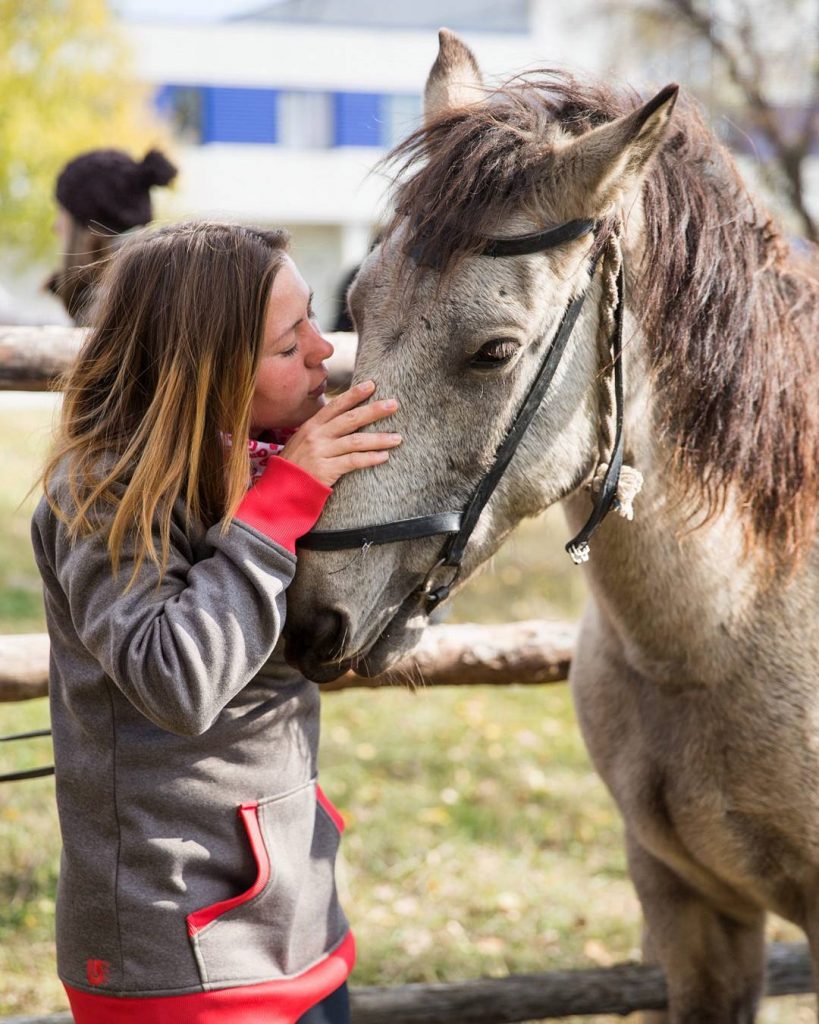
[661,0,818,239]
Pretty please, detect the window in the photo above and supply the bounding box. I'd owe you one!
[277,91,334,149]
[154,84,422,150]
[154,85,204,144]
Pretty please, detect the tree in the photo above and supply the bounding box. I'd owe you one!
[617,0,819,241]
[0,0,165,263]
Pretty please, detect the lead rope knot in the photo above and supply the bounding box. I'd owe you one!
[590,462,644,521]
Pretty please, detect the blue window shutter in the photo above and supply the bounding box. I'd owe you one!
[201,87,278,144]
[333,92,381,147]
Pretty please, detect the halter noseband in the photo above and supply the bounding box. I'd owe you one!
[298,218,628,609]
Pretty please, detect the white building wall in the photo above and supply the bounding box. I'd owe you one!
[129,11,609,93]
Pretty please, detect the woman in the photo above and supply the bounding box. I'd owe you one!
[31,221,401,1023]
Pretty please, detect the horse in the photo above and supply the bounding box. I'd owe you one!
[284,29,819,1023]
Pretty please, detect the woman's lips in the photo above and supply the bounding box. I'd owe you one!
[308,378,328,399]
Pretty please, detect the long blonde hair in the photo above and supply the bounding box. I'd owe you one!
[42,221,290,586]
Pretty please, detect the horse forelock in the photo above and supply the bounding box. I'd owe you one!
[381,70,819,566]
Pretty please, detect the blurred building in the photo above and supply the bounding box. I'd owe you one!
[128,0,611,324]
[11,0,817,326]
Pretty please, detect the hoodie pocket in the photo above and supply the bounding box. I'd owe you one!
[186,778,347,989]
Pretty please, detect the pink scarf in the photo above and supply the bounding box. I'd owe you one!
[223,430,298,483]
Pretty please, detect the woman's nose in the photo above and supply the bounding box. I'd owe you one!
[307,328,334,365]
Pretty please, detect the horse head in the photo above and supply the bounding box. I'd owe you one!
[284,30,677,682]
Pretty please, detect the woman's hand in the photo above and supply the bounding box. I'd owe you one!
[279,380,401,487]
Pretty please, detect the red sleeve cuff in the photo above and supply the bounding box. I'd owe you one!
[235,456,331,554]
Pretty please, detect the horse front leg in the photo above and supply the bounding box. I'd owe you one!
[626,831,766,1024]
[801,915,819,1022]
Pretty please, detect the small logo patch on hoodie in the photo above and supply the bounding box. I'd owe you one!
[86,959,110,986]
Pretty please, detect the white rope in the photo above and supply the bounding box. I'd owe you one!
[589,226,644,522]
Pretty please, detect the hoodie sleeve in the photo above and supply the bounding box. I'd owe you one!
[31,459,330,737]
[235,455,331,554]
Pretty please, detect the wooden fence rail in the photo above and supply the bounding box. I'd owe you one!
[0,326,357,392]
[0,942,812,1023]
[0,620,576,702]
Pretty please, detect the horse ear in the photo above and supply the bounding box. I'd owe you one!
[424,28,485,124]
[556,84,679,214]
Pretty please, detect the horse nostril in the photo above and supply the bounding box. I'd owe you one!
[284,607,352,676]
[310,607,349,663]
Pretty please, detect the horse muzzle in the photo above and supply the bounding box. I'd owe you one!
[284,586,428,683]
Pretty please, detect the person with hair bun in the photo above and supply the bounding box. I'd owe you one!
[45,147,177,323]
[32,221,402,1023]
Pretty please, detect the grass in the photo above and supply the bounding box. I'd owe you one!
[0,398,813,1021]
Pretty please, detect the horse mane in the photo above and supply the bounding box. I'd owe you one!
[383,72,819,565]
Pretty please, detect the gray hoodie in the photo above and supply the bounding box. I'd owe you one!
[30,455,354,1024]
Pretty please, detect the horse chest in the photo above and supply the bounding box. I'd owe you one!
[628,757,815,923]
[573,650,819,922]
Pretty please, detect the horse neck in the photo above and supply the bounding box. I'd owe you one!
[559,201,818,685]
[561,314,768,686]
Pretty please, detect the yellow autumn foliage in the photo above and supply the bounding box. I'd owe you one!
[0,0,167,262]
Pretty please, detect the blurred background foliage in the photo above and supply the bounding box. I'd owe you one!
[0,0,162,263]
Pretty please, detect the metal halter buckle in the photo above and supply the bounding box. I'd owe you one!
[418,559,462,609]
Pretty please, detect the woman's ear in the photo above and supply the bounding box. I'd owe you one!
[424,28,485,125]
[552,84,679,217]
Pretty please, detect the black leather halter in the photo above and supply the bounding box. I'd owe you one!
[299,218,627,609]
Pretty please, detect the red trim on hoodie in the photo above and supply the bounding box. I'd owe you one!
[316,786,346,834]
[64,931,355,1024]
[235,457,331,554]
[187,803,270,937]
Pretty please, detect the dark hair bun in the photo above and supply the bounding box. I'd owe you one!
[139,149,178,188]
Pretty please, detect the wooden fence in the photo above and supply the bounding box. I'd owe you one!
[0,325,357,392]
[1,325,814,1021]
[0,945,814,1024]
[0,620,576,703]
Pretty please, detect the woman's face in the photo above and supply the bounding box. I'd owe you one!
[250,255,334,436]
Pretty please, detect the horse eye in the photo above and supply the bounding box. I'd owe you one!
[471,338,520,369]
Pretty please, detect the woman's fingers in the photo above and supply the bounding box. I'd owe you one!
[277,380,401,485]
[308,380,379,425]
[322,398,399,438]
[335,449,392,475]
[308,381,399,434]
[327,431,402,456]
